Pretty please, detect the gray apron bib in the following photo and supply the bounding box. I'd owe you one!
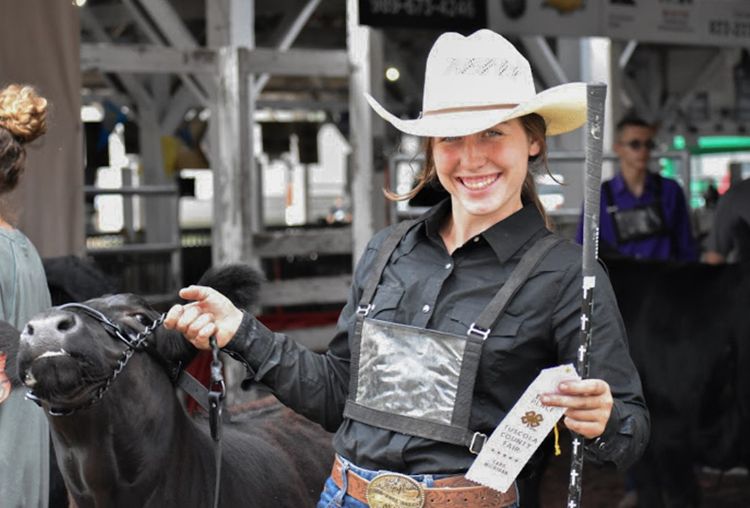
[603,175,668,244]
[343,219,562,452]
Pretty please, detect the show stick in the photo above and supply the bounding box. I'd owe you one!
[566,82,607,508]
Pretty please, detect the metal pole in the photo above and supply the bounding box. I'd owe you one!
[567,82,607,508]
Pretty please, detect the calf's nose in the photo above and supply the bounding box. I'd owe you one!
[22,312,82,349]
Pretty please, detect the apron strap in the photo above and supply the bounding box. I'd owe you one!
[357,219,419,315]
[469,234,564,338]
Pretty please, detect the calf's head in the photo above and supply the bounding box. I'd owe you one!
[17,294,187,412]
[17,264,261,414]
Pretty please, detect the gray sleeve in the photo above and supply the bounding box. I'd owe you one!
[0,238,14,322]
[707,191,738,256]
[552,260,650,470]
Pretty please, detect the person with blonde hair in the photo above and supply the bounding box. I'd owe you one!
[165,30,648,507]
[0,83,52,508]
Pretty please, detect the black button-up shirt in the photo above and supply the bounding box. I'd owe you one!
[226,200,649,475]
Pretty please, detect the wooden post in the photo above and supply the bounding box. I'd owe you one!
[347,0,386,263]
[138,105,181,290]
[207,0,259,267]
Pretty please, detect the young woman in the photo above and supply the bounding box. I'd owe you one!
[0,84,52,507]
[165,30,649,507]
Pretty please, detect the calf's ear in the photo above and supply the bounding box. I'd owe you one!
[152,326,199,365]
[197,264,263,311]
[0,321,22,386]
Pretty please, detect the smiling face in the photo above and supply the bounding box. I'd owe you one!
[431,118,540,231]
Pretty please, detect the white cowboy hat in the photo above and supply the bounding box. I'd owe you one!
[365,29,587,138]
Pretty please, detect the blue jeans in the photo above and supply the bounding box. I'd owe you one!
[316,456,521,508]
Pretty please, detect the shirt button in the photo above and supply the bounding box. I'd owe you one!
[422,304,430,313]
[473,237,480,243]
[445,263,452,270]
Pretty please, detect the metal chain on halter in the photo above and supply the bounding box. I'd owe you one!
[84,314,166,409]
[208,336,225,508]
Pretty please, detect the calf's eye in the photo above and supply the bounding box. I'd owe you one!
[132,313,152,326]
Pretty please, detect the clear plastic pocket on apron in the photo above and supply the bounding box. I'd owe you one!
[355,318,467,425]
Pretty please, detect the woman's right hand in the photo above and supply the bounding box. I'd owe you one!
[163,285,244,349]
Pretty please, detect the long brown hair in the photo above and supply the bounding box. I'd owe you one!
[385,113,552,228]
[0,84,48,196]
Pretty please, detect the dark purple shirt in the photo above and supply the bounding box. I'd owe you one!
[576,171,698,261]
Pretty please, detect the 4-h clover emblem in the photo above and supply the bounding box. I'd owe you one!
[521,410,543,428]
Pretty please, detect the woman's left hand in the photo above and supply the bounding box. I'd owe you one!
[541,378,613,439]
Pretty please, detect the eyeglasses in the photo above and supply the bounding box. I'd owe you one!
[623,139,656,151]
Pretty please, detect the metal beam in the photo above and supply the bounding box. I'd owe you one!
[80,43,349,77]
[160,85,197,135]
[81,43,217,74]
[242,48,349,77]
[121,0,165,44]
[520,36,568,86]
[659,49,727,125]
[122,0,209,106]
[618,40,638,70]
[83,185,177,196]
[254,0,321,95]
[253,227,352,257]
[136,0,200,49]
[80,9,154,108]
[134,0,215,95]
[621,75,652,121]
[256,98,349,113]
[260,275,351,306]
[87,3,205,28]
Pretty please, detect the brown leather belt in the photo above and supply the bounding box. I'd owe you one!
[331,457,517,507]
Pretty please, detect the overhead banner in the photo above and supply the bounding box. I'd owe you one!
[489,0,750,48]
[700,1,750,47]
[489,0,600,38]
[604,1,701,45]
[359,0,487,31]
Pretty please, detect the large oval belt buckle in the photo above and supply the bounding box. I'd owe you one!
[366,472,425,508]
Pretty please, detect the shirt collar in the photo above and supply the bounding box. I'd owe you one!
[423,198,452,240]
[611,172,628,195]
[482,204,548,263]
[421,199,548,263]
[612,170,657,196]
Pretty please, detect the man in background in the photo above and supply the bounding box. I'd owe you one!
[577,116,698,261]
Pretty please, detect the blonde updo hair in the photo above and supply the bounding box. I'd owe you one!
[0,84,48,195]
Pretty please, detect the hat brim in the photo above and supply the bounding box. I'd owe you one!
[366,82,587,138]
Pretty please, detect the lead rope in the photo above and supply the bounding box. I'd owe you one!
[208,336,225,508]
